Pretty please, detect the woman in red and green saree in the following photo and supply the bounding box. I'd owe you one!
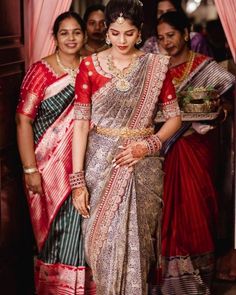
[70,1,181,294]
[157,11,235,295]
[16,12,95,295]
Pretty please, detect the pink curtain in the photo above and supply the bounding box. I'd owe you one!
[214,0,236,62]
[24,0,72,68]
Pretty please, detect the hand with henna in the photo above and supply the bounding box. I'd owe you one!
[72,187,90,218]
[113,141,148,170]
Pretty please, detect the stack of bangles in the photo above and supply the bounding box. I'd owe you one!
[69,171,86,190]
[23,167,39,174]
[145,134,162,155]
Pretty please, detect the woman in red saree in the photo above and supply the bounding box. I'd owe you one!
[157,11,235,295]
[16,12,95,295]
[70,1,181,294]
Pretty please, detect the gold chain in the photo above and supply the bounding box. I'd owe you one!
[56,52,79,81]
[173,51,195,88]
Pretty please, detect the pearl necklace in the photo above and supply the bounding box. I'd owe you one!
[56,52,78,81]
[107,54,139,92]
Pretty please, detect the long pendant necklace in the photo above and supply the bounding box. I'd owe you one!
[56,52,79,82]
[107,54,138,92]
[172,51,195,88]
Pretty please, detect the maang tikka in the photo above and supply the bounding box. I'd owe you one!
[116,13,125,25]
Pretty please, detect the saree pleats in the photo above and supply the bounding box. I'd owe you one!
[39,197,84,265]
[162,132,218,294]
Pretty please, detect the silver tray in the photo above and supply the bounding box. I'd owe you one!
[155,110,220,122]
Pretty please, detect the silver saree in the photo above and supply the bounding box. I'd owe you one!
[81,53,176,295]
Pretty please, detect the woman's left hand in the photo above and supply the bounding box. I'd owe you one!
[113,141,148,169]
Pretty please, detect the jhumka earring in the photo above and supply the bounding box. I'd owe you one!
[136,37,142,45]
[116,13,125,25]
[106,36,111,45]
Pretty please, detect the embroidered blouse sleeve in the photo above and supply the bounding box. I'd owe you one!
[158,70,181,119]
[16,62,48,119]
[74,58,92,120]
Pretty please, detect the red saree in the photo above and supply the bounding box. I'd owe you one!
[161,54,235,295]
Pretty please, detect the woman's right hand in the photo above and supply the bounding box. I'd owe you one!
[24,172,43,194]
[72,187,90,218]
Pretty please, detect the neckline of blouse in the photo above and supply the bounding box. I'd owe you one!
[91,52,147,79]
[41,59,67,79]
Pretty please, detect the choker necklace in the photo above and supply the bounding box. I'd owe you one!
[56,52,79,82]
[84,43,108,53]
[107,54,139,92]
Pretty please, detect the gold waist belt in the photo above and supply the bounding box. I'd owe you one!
[95,126,154,138]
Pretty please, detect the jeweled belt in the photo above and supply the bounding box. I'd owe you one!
[94,126,154,138]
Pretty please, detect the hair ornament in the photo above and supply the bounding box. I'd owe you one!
[136,0,143,6]
[116,13,125,25]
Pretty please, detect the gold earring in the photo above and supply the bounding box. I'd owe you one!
[136,37,142,45]
[184,36,189,42]
[106,36,111,45]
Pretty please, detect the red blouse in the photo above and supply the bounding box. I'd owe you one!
[16,61,63,119]
[74,54,178,120]
[170,53,207,81]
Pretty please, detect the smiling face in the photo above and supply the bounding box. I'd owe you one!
[55,17,84,55]
[86,10,106,42]
[157,22,187,57]
[157,1,176,18]
[107,18,140,55]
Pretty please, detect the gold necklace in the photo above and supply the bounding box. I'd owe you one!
[107,54,139,92]
[56,52,79,81]
[173,51,195,88]
[84,43,108,53]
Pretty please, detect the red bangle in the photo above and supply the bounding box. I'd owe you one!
[69,171,86,190]
[145,134,162,155]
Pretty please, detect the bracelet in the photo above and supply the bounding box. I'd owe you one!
[23,167,39,174]
[145,134,162,155]
[69,171,86,190]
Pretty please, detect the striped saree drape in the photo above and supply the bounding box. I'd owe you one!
[28,79,95,294]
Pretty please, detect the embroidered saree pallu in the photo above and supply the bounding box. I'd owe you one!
[74,53,180,295]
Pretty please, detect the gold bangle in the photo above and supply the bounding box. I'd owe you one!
[23,167,39,174]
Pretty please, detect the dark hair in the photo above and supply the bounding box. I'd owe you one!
[105,0,144,30]
[157,0,185,15]
[53,11,86,36]
[83,4,105,24]
[157,11,191,35]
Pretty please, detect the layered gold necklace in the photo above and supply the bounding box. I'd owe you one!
[56,52,79,82]
[173,51,195,88]
[107,54,139,92]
